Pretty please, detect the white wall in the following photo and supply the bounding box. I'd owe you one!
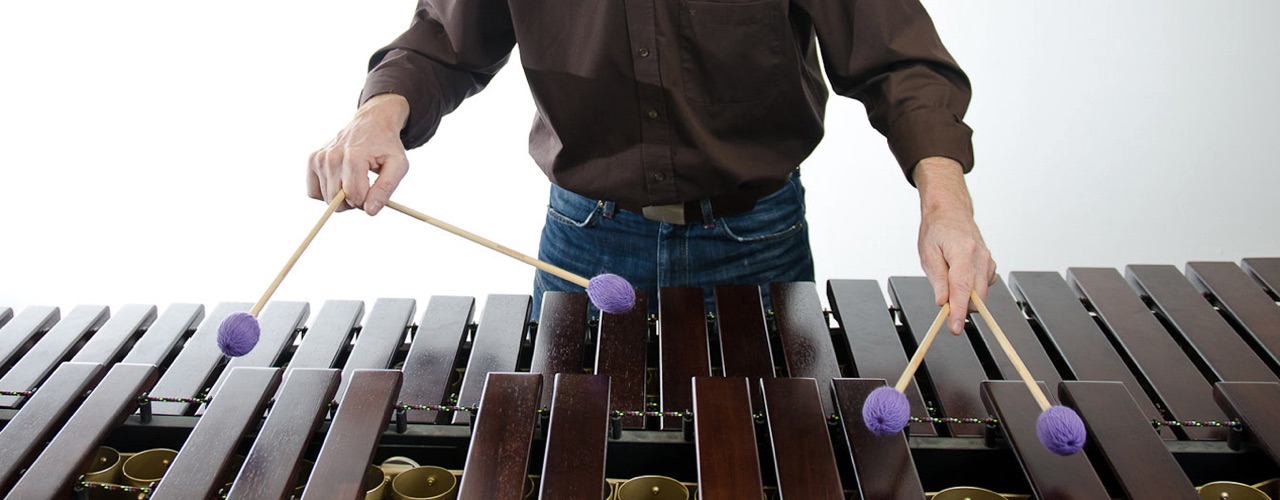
[2,1,1277,317]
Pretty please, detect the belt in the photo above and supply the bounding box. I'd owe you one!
[615,179,787,225]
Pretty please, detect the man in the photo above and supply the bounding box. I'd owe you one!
[307,0,994,334]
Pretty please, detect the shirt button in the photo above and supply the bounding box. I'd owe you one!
[654,172,666,181]
[647,109,659,119]
[638,48,651,58]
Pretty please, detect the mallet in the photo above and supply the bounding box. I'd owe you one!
[862,302,949,437]
[969,291,1086,455]
[217,190,348,357]
[217,192,638,358]
[862,291,1087,456]
[383,200,635,315]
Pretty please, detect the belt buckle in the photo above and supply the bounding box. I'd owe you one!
[641,204,687,225]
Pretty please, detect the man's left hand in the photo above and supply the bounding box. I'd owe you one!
[913,157,996,335]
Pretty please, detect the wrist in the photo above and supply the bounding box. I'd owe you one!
[358,93,411,131]
[914,157,973,217]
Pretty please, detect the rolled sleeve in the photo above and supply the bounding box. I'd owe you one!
[358,0,516,150]
[800,0,975,183]
[886,106,974,183]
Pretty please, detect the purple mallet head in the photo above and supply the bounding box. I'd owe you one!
[587,273,636,315]
[1037,405,1087,456]
[217,311,261,357]
[862,386,911,436]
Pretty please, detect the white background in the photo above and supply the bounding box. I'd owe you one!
[2,1,1278,318]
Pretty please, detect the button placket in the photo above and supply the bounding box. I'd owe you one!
[623,0,676,204]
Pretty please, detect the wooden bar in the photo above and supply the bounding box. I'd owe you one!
[1011,271,1180,438]
[692,376,763,500]
[457,373,542,500]
[5,363,159,499]
[227,368,340,500]
[594,290,648,429]
[970,277,1061,397]
[1127,265,1277,383]
[1067,267,1227,440]
[118,303,205,367]
[760,377,844,499]
[980,381,1109,498]
[338,298,415,404]
[1213,381,1280,466]
[302,369,403,500]
[0,306,60,372]
[65,304,155,365]
[149,302,249,415]
[538,374,610,500]
[0,362,105,493]
[453,295,530,424]
[1059,381,1198,500]
[151,367,283,500]
[286,300,363,371]
[529,292,589,409]
[826,280,935,436]
[831,378,926,499]
[713,284,773,414]
[1186,261,1280,373]
[399,296,473,424]
[888,276,988,436]
[0,305,107,407]
[769,282,842,417]
[197,302,307,415]
[658,287,712,430]
[1242,257,1280,295]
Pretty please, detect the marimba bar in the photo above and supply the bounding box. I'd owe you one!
[0,259,1279,499]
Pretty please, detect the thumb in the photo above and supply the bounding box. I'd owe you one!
[365,154,409,216]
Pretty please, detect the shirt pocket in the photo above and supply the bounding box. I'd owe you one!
[678,0,784,106]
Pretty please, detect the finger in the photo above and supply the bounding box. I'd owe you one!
[306,152,323,200]
[946,256,975,336]
[341,150,371,211]
[365,152,409,215]
[321,150,348,212]
[920,244,950,307]
[971,249,994,303]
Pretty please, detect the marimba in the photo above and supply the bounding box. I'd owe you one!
[1,259,1279,499]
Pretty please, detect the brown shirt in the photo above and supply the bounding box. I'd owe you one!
[361,0,973,207]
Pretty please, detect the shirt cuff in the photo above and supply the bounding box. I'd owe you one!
[886,108,975,185]
[359,53,443,150]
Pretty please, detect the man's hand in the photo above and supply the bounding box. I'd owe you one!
[307,93,412,215]
[913,157,996,336]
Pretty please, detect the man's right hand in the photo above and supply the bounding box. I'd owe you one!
[307,93,411,215]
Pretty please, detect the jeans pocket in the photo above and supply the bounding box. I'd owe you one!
[546,185,602,228]
[717,179,805,243]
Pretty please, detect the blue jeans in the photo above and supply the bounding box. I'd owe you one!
[532,172,814,319]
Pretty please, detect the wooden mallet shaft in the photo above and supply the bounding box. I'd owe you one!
[249,190,347,316]
[969,291,1053,411]
[384,199,591,288]
[894,303,950,393]
[891,292,1053,410]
